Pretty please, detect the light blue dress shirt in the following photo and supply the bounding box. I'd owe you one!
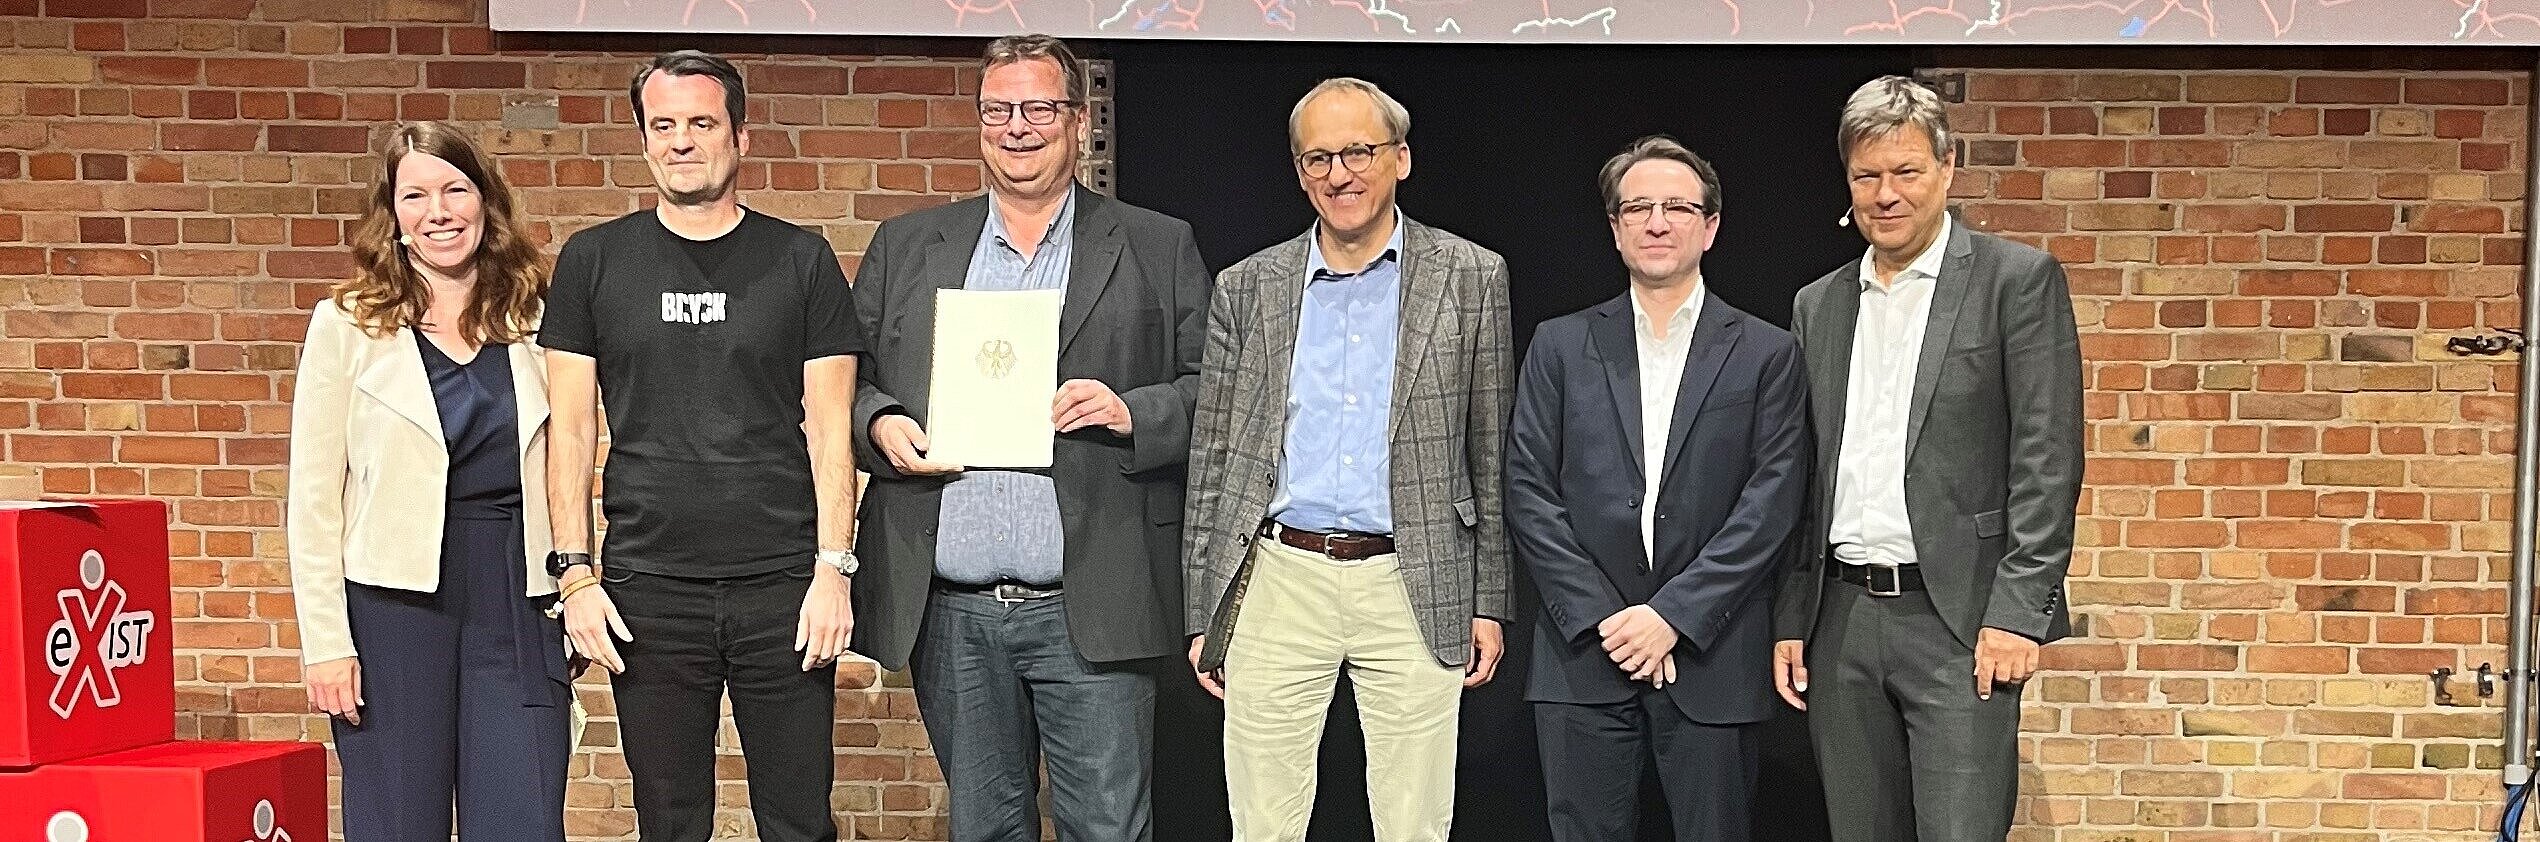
[933,193,1074,585]
[1271,215,1405,534]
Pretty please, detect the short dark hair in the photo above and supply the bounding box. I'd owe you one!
[1597,134,1722,216]
[629,50,747,129]
[982,34,1087,104]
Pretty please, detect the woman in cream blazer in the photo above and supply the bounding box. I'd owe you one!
[286,121,570,842]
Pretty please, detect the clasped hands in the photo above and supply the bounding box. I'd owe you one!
[1598,604,1679,689]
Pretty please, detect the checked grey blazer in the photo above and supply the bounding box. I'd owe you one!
[1183,215,1514,670]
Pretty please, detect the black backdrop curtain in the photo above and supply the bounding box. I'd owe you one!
[1107,40,1913,841]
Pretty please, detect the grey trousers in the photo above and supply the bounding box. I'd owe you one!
[913,589,1156,842]
[1805,576,2025,842]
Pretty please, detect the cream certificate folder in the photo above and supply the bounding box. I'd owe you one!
[926,288,1063,468]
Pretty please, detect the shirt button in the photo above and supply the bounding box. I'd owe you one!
[1341,455,1355,466]
[1350,334,1362,343]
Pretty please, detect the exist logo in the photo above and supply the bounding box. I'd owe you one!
[248,798,292,842]
[46,811,87,842]
[44,549,158,719]
[975,339,1018,379]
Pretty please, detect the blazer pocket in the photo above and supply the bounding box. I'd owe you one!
[1973,509,2007,539]
[1451,496,1479,528]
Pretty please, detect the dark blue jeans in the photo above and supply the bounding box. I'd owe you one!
[913,589,1156,842]
[606,566,839,842]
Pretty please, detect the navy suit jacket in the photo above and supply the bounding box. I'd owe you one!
[1506,290,1810,725]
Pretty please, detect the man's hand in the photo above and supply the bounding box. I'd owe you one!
[562,569,634,674]
[1772,639,1808,710]
[1973,627,2040,700]
[796,564,854,671]
[872,414,962,476]
[1187,636,1224,699]
[1464,618,1505,688]
[1053,379,1133,435]
[306,656,362,726]
[1597,604,1680,682]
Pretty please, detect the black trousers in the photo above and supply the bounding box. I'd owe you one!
[333,514,572,842]
[1535,691,1760,842]
[1806,576,2025,842]
[607,567,839,842]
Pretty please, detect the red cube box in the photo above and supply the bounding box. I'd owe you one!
[0,740,328,842]
[0,500,174,767]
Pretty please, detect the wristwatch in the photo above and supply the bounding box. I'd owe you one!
[545,551,595,578]
[817,548,859,576]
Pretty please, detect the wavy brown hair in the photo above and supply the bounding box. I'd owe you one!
[336,121,546,343]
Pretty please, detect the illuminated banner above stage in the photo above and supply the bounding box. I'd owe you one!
[493,0,2540,44]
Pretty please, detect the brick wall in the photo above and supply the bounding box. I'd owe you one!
[1944,68,2525,841]
[0,2,978,838]
[2,1,2529,838]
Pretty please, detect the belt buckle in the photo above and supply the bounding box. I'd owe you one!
[1865,563,1904,598]
[993,584,1027,604]
[1319,532,1343,558]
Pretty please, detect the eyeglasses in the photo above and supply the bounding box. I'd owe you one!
[1295,141,1401,178]
[1612,199,1711,226]
[980,99,1078,127]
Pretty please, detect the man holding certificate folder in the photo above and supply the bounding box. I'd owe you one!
[846,34,1211,842]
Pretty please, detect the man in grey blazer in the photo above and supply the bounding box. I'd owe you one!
[1183,77,1512,842]
[1770,75,2084,842]
[846,34,1208,842]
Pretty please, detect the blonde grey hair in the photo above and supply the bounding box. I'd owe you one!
[983,33,1087,104]
[1288,77,1410,153]
[1838,75,1952,165]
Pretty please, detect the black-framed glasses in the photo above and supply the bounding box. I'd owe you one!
[1612,199,1710,226]
[980,99,1078,127]
[1295,141,1401,178]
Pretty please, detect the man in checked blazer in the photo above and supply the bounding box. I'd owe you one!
[1771,76,2084,842]
[1182,76,1513,842]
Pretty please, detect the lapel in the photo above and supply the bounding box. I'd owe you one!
[1251,231,1312,415]
[1059,186,1123,359]
[1810,265,1863,476]
[1387,217,1448,442]
[507,338,548,455]
[1903,219,1978,463]
[1655,293,1742,494]
[354,329,443,447]
[1587,295,1642,484]
[901,197,991,420]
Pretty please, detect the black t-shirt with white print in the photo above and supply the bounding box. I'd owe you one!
[540,207,865,579]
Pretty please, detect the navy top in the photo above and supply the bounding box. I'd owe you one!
[418,337,522,521]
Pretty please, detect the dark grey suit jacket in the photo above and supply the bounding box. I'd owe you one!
[1508,291,1810,725]
[848,185,1209,670]
[1772,219,2084,648]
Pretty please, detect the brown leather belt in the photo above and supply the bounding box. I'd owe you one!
[1261,521,1396,561]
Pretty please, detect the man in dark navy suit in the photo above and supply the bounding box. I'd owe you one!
[1505,135,1810,842]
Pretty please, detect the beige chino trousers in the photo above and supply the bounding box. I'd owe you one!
[1223,538,1465,842]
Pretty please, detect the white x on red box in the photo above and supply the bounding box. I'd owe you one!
[0,740,328,842]
[0,500,174,768]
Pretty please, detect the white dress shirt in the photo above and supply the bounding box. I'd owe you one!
[1631,282,1703,569]
[1831,215,1950,567]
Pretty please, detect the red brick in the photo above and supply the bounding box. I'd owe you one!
[2245,646,2349,674]
[854,65,958,95]
[98,56,200,85]
[2022,139,2127,167]
[425,60,524,89]
[2294,76,2400,104]
[2291,205,2392,232]
[205,58,308,87]
[162,123,260,151]
[268,124,370,153]
[800,129,902,159]
[2404,77,2508,105]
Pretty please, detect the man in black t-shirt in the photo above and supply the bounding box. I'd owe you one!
[540,50,862,842]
